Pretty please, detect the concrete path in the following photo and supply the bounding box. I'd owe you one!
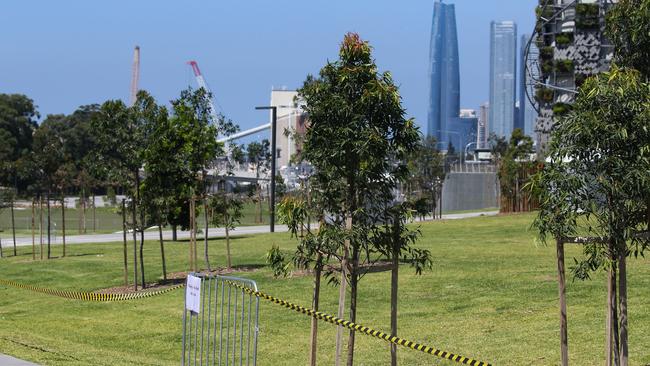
[9,210,499,247]
[0,354,39,366]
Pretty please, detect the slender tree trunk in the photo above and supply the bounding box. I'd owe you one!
[159,223,167,281]
[61,193,66,258]
[39,196,43,260]
[131,185,138,291]
[346,243,360,366]
[11,196,16,256]
[78,192,82,234]
[335,216,352,366]
[556,238,568,366]
[92,192,96,232]
[204,197,211,271]
[606,265,617,366]
[172,225,178,241]
[308,253,323,366]
[122,199,128,287]
[137,174,145,290]
[225,225,232,269]
[618,250,628,366]
[189,198,195,272]
[47,190,51,259]
[390,218,400,366]
[82,188,87,234]
[192,197,198,271]
[257,183,262,224]
[31,198,35,260]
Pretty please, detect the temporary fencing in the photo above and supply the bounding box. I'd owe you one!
[181,273,259,366]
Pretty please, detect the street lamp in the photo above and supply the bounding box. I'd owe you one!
[255,106,277,232]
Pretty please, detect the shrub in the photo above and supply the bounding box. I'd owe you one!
[555,32,574,47]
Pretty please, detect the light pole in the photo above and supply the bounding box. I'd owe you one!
[255,106,277,232]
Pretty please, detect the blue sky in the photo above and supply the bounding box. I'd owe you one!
[1,0,537,133]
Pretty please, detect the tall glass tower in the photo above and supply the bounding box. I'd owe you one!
[489,21,517,139]
[427,1,460,148]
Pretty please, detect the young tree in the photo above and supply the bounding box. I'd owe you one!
[531,67,650,366]
[490,129,535,213]
[92,93,152,289]
[298,33,421,365]
[170,88,225,271]
[209,191,243,269]
[406,136,445,218]
[246,140,271,224]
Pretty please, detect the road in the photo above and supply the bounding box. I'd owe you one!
[8,210,499,247]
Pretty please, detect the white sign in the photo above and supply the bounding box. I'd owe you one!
[185,275,202,314]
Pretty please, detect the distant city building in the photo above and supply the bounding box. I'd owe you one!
[532,1,617,152]
[427,0,460,149]
[489,20,517,139]
[269,89,308,171]
[477,103,489,149]
[519,34,538,137]
[459,109,476,118]
[451,109,478,154]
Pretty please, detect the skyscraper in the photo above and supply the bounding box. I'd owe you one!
[427,1,460,148]
[477,102,489,149]
[519,34,537,137]
[489,21,517,139]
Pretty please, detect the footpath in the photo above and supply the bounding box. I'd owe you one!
[8,210,499,247]
[0,354,39,366]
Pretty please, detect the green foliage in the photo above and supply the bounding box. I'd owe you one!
[540,46,554,61]
[266,244,290,278]
[555,32,573,47]
[606,0,650,79]
[535,5,555,19]
[405,136,445,217]
[274,174,287,200]
[554,59,574,74]
[575,3,600,30]
[541,59,554,75]
[209,192,243,231]
[0,94,39,192]
[552,102,573,116]
[535,87,554,104]
[298,32,421,262]
[531,66,650,277]
[490,129,535,201]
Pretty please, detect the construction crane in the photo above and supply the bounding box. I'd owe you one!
[129,46,140,106]
[187,60,220,125]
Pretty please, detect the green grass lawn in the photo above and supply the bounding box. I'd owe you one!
[0,213,649,365]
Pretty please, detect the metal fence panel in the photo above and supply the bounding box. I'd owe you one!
[182,273,259,366]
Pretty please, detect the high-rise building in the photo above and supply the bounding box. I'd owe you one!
[489,21,517,139]
[532,1,617,152]
[519,34,538,137]
[427,1,460,148]
[477,103,489,148]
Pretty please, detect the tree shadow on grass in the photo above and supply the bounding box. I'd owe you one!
[170,235,253,243]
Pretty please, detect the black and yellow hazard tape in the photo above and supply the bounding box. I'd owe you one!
[0,278,184,302]
[225,280,492,366]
